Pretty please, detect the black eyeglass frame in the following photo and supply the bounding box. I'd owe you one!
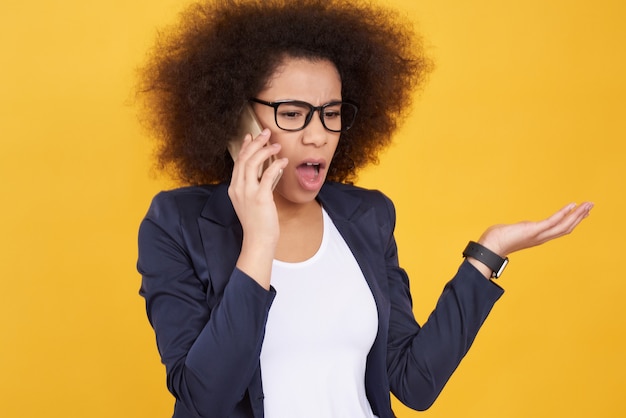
[249,98,358,133]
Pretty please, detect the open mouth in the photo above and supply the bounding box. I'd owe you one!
[306,162,320,176]
[297,162,322,182]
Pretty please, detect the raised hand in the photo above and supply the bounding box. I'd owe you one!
[468,202,594,278]
[228,129,287,289]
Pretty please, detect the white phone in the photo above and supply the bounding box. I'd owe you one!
[228,104,281,188]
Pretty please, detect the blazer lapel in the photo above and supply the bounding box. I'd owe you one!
[317,183,390,313]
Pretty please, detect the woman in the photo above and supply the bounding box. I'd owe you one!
[136,1,593,417]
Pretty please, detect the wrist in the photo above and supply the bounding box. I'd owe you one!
[463,241,509,279]
[237,238,277,290]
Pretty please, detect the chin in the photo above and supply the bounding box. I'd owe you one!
[274,180,323,205]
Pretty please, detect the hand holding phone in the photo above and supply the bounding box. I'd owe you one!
[228,105,281,189]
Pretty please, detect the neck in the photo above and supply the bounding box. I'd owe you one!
[273,192,324,263]
[274,193,322,224]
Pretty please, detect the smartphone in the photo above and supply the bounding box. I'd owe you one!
[228,104,280,188]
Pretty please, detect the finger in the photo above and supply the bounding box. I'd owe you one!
[259,157,288,191]
[243,142,282,188]
[233,129,270,175]
[504,203,575,247]
[229,132,264,202]
[239,128,271,160]
[233,130,274,191]
[230,133,253,184]
[555,202,594,235]
[539,202,577,229]
[534,202,594,243]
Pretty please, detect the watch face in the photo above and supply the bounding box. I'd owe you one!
[493,258,509,278]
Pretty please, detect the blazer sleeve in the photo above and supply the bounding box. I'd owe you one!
[137,192,275,417]
[379,196,504,411]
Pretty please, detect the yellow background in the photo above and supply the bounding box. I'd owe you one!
[1,0,624,417]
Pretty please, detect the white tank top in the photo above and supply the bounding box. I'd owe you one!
[260,208,379,418]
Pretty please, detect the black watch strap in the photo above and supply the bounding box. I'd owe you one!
[462,241,509,278]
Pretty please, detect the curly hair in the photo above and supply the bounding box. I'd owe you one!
[137,0,432,185]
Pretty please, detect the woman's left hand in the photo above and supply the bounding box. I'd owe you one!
[468,202,594,277]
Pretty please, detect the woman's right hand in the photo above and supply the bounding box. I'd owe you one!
[228,129,287,289]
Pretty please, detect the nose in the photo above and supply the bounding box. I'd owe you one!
[301,110,328,147]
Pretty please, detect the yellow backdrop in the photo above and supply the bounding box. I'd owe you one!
[1,0,624,417]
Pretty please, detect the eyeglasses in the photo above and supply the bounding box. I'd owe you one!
[249,98,358,133]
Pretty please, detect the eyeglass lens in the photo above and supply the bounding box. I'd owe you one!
[275,102,357,132]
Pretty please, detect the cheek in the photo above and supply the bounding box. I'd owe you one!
[268,132,297,156]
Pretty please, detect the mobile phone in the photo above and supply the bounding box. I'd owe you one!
[228,104,280,188]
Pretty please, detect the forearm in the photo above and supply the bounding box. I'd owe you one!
[139,215,275,416]
[165,270,275,416]
[388,261,503,410]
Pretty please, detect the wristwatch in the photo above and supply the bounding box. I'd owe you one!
[463,241,509,278]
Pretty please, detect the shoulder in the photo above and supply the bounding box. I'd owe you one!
[144,184,227,222]
[138,184,232,255]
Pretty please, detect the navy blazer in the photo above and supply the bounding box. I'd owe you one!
[138,182,503,418]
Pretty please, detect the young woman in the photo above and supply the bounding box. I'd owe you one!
[136,1,593,417]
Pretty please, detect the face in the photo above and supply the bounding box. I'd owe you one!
[251,57,342,207]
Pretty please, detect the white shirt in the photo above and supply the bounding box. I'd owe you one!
[260,209,379,418]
